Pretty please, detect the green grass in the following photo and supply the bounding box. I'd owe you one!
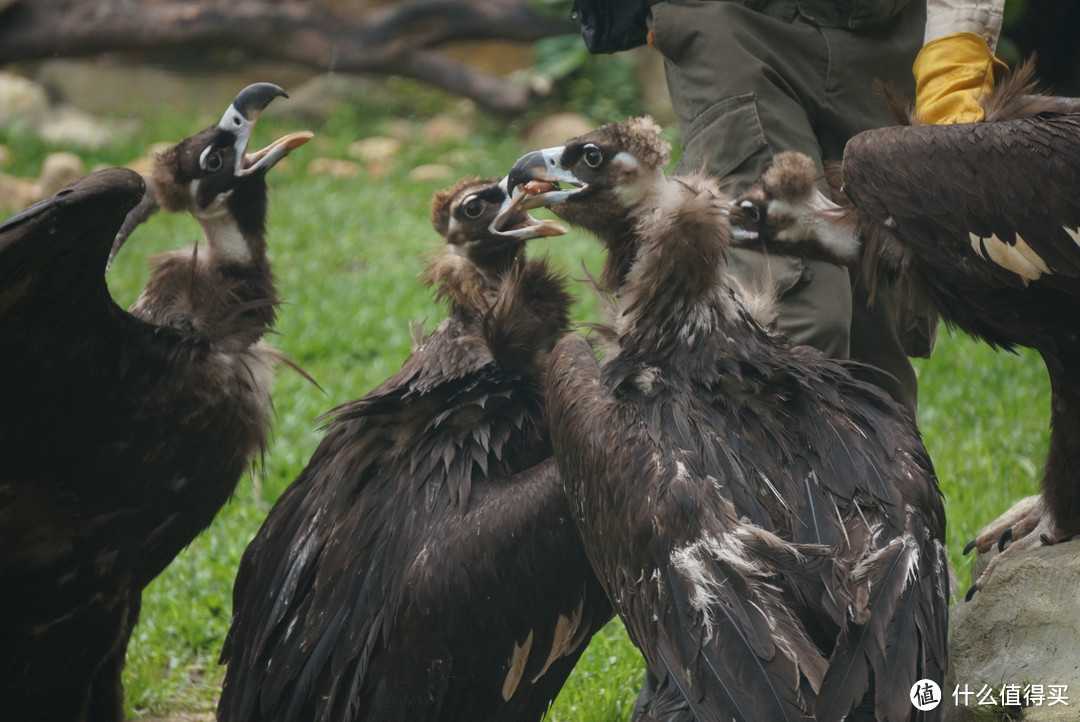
[1,79,1050,720]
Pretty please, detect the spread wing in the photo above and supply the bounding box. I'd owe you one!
[220,325,610,722]
[0,167,147,369]
[0,168,150,550]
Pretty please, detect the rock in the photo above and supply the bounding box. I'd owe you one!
[347,136,400,179]
[0,174,35,213]
[408,164,453,182]
[307,157,362,179]
[125,142,175,176]
[0,151,86,214]
[521,112,593,148]
[348,136,401,164]
[37,106,118,148]
[946,539,1080,721]
[381,118,416,142]
[420,115,472,146]
[0,71,125,148]
[36,152,86,196]
[0,71,50,126]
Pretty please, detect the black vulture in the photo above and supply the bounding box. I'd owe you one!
[729,150,862,268]
[218,177,613,722]
[508,117,949,721]
[731,63,1080,597]
[0,83,309,722]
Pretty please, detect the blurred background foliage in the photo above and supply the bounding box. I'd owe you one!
[0,0,1073,718]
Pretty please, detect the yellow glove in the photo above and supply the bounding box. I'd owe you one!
[913,31,1008,124]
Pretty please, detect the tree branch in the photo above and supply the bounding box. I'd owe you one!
[0,0,578,113]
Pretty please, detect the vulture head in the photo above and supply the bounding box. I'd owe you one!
[729,150,862,266]
[133,83,312,263]
[508,116,670,233]
[431,176,566,268]
[509,117,784,336]
[426,177,570,347]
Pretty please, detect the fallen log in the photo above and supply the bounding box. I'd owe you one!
[0,0,578,113]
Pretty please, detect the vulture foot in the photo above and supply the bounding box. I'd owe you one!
[963,495,1066,600]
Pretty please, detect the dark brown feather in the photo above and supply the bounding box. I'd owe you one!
[841,61,1080,551]
[1,86,300,720]
[515,118,948,721]
[219,178,610,722]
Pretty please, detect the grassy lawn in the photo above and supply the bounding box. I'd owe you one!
[1,76,1048,720]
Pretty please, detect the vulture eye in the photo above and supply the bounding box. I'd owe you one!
[740,201,761,223]
[462,196,485,219]
[200,147,224,173]
[582,144,603,169]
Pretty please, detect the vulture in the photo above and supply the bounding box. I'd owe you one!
[0,83,309,722]
[508,117,949,721]
[218,177,613,722]
[731,63,1080,596]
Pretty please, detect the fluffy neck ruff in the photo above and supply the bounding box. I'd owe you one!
[613,174,733,335]
[424,248,573,377]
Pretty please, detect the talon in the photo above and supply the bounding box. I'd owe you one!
[963,538,977,555]
[1040,533,1055,546]
[965,584,978,602]
[998,527,1013,552]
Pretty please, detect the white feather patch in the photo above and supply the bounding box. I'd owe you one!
[670,530,769,642]
[532,596,585,682]
[199,214,252,265]
[968,232,1050,283]
[502,629,534,701]
[1065,226,1080,248]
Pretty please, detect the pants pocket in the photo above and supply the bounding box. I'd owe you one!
[678,93,770,182]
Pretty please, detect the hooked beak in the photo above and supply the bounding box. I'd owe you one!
[489,177,567,241]
[217,82,312,175]
[242,130,314,175]
[507,146,587,207]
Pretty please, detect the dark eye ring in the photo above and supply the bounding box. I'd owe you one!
[582,144,603,169]
[201,148,223,172]
[462,196,485,219]
[740,202,761,223]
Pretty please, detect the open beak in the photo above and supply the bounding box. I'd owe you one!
[217,82,312,175]
[489,177,567,241]
[241,131,313,175]
[507,146,587,207]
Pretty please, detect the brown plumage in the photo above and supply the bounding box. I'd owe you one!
[508,117,948,721]
[218,177,612,722]
[731,62,1080,597]
[0,83,308,722]
[730,150,863,267]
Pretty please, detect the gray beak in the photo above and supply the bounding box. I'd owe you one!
[489,177,567,240]
[507,146,587,207]
[216,83,311,176]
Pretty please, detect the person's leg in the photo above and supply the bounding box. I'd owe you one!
[818,0,927,415]
[651,0,852,357]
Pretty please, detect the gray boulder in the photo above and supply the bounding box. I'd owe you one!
[947,537,1080,721]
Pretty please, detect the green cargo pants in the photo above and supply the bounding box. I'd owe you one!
[650,0,928,415]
